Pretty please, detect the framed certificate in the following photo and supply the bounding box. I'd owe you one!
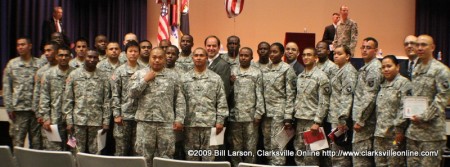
[403,96,428,118]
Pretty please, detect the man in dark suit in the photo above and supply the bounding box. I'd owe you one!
[399,35,419,80]
[41,6,70,50]
[285,42,304,76]
[322,13,340,61]
[205,35,231,99]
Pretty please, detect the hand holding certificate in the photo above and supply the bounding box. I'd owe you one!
[403,96,428,119]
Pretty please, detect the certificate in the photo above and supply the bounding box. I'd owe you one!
[403,96,428,118]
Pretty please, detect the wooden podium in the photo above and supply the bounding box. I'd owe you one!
[284,32,316,65]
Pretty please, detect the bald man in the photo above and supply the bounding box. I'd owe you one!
[398,35,450,166]
[399,35,419,80]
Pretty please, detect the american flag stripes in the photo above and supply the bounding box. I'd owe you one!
[225,0,245,18]
[157,3,170,44]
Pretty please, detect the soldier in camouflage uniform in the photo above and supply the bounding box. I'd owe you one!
[64,50,111,154]
[129,47,186,167]
[293,48,330,166]
[97,42,124,73]
[166,45,187,73]
[94,35,108,61]
[329,45,356,167]
[252,42,271,70]
[139,40,152,67]
[177,35,194,70]
[40,46,74,151]
[316,41,338,80]
[373,55,411,166]
[222,36,241,67]
[352,37,382,167]
[333,5,358,56]
[118,33,138,63]
[3,38,43,149]
[262,43,296,166]
[228,47,264,167]
[403,35,450,166]
[69,38,88,68]
[111,41,145,156]
[33,41,59,149]
[182,48,229,161]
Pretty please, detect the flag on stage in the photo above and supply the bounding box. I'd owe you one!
[180,0,190,35]
[225,0,245,18]
[157,3,170,44]
[170,26,180,48]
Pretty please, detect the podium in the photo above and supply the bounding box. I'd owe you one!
[284,32,316,65]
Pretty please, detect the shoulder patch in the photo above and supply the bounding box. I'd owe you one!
[324,86,330,94]
[443,80,449,89]
[346,86,352,93]
[368,80,374,87]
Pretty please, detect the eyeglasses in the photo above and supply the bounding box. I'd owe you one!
[404,41,417,46]
[360,46,374,50]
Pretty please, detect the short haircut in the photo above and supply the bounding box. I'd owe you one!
[54,6,62,12]
[363,37,379,48]
[58,45,71,53]
[227,35,240,43]
[332,13,340,16]
[150,47,166,55]
[182,34,194,42]
[107,41,120,48]
[240,47,253,56]
[44,41,60,51]
[258,41,270,48]
[125,40,140,52]
[270,42,285,54]
[75,37,89,46]
[382,55,399,65]
[167,45,180,55]
[194,47,207,55]
[303,47,317,56]
[204,35,221,47]
[17,37,32,44]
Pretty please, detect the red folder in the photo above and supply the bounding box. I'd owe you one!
[303,130,325,144]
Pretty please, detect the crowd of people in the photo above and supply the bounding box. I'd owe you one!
[2,5,450,167]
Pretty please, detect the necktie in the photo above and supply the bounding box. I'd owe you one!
[55,20,61,32]
[408,61,414,78]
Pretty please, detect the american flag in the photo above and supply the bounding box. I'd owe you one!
[158,3,170,44]
[225,0,245,18]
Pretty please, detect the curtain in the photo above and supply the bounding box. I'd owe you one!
[0,0,148,86]
[416,0,449,66]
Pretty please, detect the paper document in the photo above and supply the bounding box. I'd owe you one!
[403,96,428,118]
[210,127,226,146]
[274,127,295,148]
[304,127,329,151]
[43,125,62,142]
[97,129,107,151]
[0,109,11,122]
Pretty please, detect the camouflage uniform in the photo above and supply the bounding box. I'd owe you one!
[405,58,450,167]
[316,59,338,80]
[118,51,128,63]
[99,54,107,62]
[177,52,194,71]
[168,63,188,74]
[329,62,357,167]
[64,68,111,154]
[68,58,84,68]
[228,66,265,167]
[333,19,358,56]
[111,63,145,156]
[251,61,270,70]
[2,57,43,149]
[40,66,75,151]
[221,54,240,67]
[352,58,382,167]
[181,69,229,161]
[129,68,186,167]
[96,59,124,74]
[33,64,55,149]
[261,62,296,166]
[137,59,148,67]
[374,74,411,167]
[293,67,330,166]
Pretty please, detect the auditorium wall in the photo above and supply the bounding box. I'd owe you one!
[146,0,416,59]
